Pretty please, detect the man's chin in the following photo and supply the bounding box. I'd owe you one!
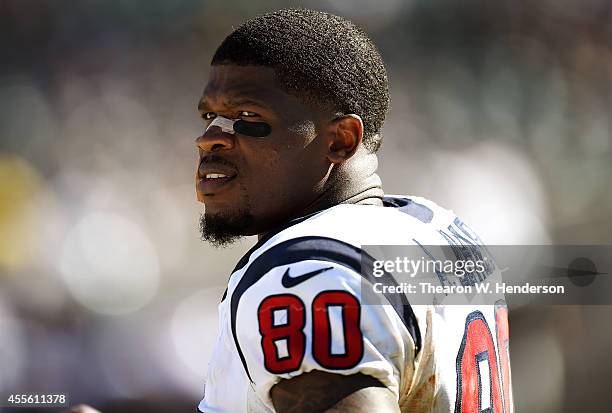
[199,210,254,248]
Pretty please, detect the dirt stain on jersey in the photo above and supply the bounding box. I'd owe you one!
[400,374,436,412]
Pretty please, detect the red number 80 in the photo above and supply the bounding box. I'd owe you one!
[258,291,363,374]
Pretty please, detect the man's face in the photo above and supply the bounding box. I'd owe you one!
[196,65,332,245]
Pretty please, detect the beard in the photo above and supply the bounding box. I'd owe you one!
[199,207,254,248]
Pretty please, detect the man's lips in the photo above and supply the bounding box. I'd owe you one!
[197,162,238,195]
[198,175,236,194]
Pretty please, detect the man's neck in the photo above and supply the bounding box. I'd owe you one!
[307,145,384,209]
[257,147,384,241]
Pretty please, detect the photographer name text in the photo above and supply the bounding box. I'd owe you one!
[372,281,565,295]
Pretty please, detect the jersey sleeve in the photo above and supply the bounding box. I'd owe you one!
[230,242,420,410]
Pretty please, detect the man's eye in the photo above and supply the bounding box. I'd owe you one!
[202,112,217,121]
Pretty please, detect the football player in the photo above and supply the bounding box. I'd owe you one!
[196,9,513,413]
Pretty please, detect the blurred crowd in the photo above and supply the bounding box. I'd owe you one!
[1,1,611,412]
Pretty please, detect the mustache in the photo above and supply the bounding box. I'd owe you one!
[199,155,236,167]
[198,155,239,174]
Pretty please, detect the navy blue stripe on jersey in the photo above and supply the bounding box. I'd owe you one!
[223,198,430,301]
[220,211,323,302]
[232,212,323,274]
[383,196,433,224]
[230,235,421,383]
[219,211,323,302]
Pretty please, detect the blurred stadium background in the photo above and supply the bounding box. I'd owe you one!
[1,0,611,412]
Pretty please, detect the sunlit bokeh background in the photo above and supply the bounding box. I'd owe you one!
[1,1,611,412]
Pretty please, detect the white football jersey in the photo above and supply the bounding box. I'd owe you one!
[198,195,513,413]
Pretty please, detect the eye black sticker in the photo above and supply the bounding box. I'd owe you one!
[233,120,272,138]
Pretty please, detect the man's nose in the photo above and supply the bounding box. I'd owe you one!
[195,126,235,153]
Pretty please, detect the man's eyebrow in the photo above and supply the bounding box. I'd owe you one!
[226,97,271,108]
[197,96,271,113]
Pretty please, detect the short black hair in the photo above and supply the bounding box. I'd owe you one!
[211,8,390,153]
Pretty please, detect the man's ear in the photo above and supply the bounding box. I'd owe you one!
[326,114,364,164]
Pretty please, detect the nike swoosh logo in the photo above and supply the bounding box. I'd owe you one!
[281,266,334,288]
